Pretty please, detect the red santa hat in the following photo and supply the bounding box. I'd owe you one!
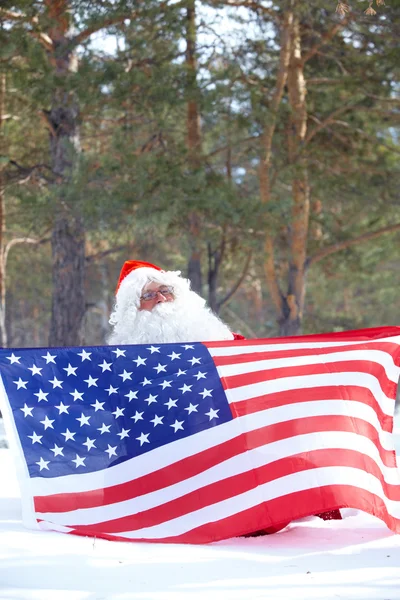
[115,260,163,293]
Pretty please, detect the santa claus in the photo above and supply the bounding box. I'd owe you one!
[108,259,341,531]
[108,260,243,346]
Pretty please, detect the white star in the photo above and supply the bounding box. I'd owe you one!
[125,390,138,402]
[83,437,96,451]
[176,369,187,377]
[50,444,64,457]
[185,403,199,414]
[55,401,69,415]
[36,457,50,471]
[34,389,49,402]
[98,423,111,434]
[72,455,86,468]
[105,385,119,395]
[117,428,131,440]
[105,444,118,458]
[7,353,21,364]
[42,352,56,364]
[63,363,78,376]
[76,413,91,427]
[77,350,92,361]
[70,389,84,402]
[20,404,34,417]
[188,356,201,366]
[84,375,98,387]
[194,371,207,380]
[112,348,126,358]
[13,378,28,390]
[165,398,178,409]
[182,344,194,350]
[147,346,160,354]
[153,363,167,374]
[159,379,172,389]
[49,377,63,389]
[61,428,76,441]
[150,415,164,427]
[28,365,42,376]
[112,407,125,418]
[144,393,158,405]
[170,419,184,432]
[205,408,220,421]
[118,370,133,382]
[28,431,42,444]
[168,352,181,361]
[136,432,150,446]
[40,416,55,430]
[90,399,105,411]
[140,377,152,387]
[131,411,144,423]
[179,383,192,394]
[133,356,146,367]
[199,388,213,399]
[99,360,112,372]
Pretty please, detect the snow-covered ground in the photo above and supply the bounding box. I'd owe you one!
[1,419,400,600]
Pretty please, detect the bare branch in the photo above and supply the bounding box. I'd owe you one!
[305,100,362,145]
[217,251,252,310]
[302,15,353,65]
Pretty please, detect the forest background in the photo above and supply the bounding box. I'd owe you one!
[0,0,399,350]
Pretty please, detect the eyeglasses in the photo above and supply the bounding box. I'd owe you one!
[140,286,174,302]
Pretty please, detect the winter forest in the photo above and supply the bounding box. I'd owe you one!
[0,0,399,350]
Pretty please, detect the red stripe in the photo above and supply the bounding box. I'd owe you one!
[63,446,400,535]
[230,385,393,432]
[34,415,395,514]
[222,360,398,399]
[211,341,400,367]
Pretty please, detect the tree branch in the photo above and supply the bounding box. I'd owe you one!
[302,15,353,65]
[307,223,400,268]
[217,251,252,310]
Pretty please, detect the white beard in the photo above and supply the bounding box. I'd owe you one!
[108,291,234,346]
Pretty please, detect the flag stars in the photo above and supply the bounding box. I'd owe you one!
[99,360,112,372]
[82,438,96,451]
[185,403,199,414]
[188,357,201,366]
[42,352,56,364]
[63,363,78,376]
[28,365,42,376]
[112,348,126,358]
[77,350,92,361]
[36,457,50,471]
[118,370,133,382]
[112,407,125,418]
[153,363,167,374]
[182,344,194,350]
[50,444,64,457]
[117,428,131,440]
[61,429,76,441]
[76,413,91,427]
[205,408,220,421]
[84,375,98,387]
[159,379,172,389]
[72,455,86,468]
[7,353,21,364]
[40,416,55,430]
[168,352,181,361]
[98,423,111,434]
[171,420,184,433]
[90,400,105,411]
[150,415,164,427]
[105,445,118,458]
[199,388,213,399]
[133,356,146,367]
[144,394,158,406]
[34,389,49,402]
[105,385,119,395]
[28,432,43,444]
[13,378,28,390]
[55,402,69,415]
[136,432,150,446]
[20,404,34,418]
[179,383,192,394]
[125,390,138,402]
[140,377,152,387]
[131,411,144,423]
[194,371,207,380]
[176,369,187,377]
[147,346,160,354]
[70,389,84,402]
[49,376,63,389]
[165,398,178,410]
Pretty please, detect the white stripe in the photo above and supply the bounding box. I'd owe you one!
[30,396,395,496]
[37,430,400,526]
[225,371,395,415]
[208,335,400,357]
[216,349,400,382]
[116,466,400,539]
[37,520,73,533]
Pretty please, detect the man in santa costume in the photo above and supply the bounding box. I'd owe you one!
[108,259,341,531]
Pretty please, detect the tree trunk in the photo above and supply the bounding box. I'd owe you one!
[0,73,7,347]
[45,1,86,346]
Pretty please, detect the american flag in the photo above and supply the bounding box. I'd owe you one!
[0,326,399,544]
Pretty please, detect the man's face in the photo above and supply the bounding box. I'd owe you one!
[139,281,175,312]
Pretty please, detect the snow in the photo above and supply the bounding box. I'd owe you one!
[1,421,400,600]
